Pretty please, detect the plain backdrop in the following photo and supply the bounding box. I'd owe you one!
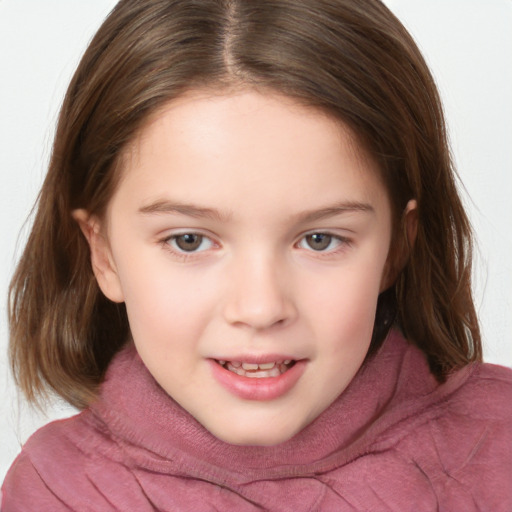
[1,0,511,481]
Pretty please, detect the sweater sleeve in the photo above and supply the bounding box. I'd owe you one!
[1,415,158,512]
[434,417,512,511]
[0,415,114,512]
[443,365,512,511]
[2,451,72,512]
[399,363,512,511]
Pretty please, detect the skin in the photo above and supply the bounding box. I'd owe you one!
[76,90,416,446]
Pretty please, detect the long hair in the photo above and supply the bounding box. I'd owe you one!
[9,0,481,409]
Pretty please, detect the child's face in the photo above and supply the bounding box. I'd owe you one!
[90,90,394,446]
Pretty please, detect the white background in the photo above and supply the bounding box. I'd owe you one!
[1,0,511,481]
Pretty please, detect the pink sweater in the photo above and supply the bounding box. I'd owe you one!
[3,331,512,511]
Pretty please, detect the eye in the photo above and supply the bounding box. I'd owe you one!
[298,232,346,252]
[167,233,214,253]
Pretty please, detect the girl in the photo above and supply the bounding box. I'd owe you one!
[2,0,511,510]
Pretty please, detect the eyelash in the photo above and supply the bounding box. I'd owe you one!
[160,231,352,259]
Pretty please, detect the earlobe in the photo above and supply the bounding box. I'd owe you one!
[72,209,125,303]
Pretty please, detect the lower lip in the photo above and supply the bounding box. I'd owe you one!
[209,360,307,401]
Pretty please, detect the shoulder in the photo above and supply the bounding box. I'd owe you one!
[394,362,512,510]
[2,447,75,512]
[454,361,512,413]
[1,410,125,511]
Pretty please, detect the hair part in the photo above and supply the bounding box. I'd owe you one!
[9,0,481,409]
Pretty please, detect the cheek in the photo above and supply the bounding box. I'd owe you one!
[304,254,386,328]
[113,252,219,346]
[308,282,379,353]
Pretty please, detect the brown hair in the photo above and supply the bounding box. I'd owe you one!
[9,0,481,409]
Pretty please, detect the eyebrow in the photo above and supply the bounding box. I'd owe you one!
[138,199,374,223]
[138,200,230,221]
[294,202,374,224]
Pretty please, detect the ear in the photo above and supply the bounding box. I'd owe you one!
[73,209,125,303]
[404,199,418,247]
[380,199,418,291]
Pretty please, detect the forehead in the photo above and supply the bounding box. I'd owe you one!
[113,89,388,217]
[128,89,376,162]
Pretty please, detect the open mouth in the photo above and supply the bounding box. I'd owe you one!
[215,360,296,379]
[210,358,306,401]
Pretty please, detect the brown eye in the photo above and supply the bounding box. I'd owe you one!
[173,234,204,252]
[304,233,332,251]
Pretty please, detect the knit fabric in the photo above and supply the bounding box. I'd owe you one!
[3,330,512,511]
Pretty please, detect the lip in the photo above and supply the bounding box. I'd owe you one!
[208,358,307,401]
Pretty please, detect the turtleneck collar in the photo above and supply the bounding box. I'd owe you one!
[90,330,471,487]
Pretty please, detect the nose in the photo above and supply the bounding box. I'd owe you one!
[222,253,297,330]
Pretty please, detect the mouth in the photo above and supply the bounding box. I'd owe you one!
[215,360,296,379]
[210,358,306,401]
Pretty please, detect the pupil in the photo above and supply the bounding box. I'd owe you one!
[307,233,331,251]
[176,234,202,251]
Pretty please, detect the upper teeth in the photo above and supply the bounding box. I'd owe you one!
[218,359,294,377]
[243,362,273,370]
[219,360,292,369]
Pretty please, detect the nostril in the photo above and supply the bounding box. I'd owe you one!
[222,268,296,330]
